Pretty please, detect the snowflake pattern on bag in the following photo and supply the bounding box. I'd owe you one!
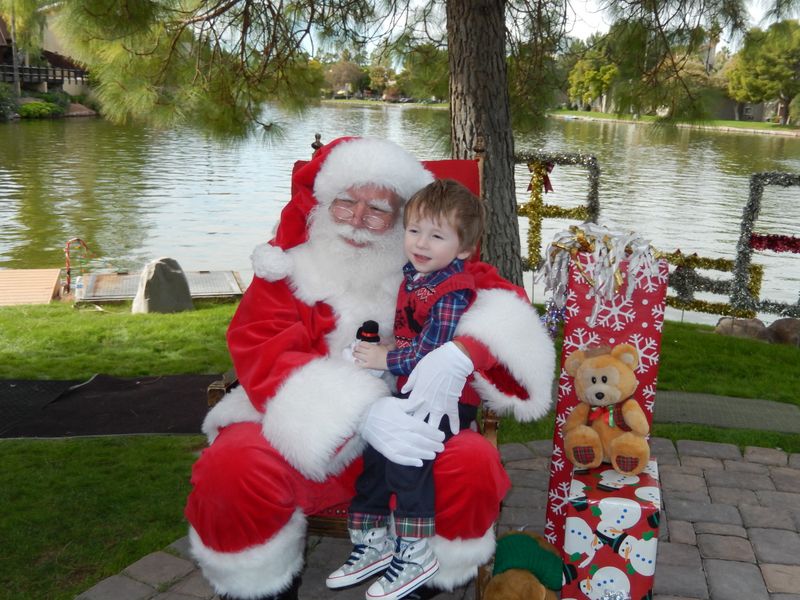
[544,255,669,549]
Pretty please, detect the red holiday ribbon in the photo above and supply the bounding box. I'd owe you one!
[542,162,554,193]
[527,162,555,193]
[749,233,800,254]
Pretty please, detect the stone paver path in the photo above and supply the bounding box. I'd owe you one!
[77,438,800,600]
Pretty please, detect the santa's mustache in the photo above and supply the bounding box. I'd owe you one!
[327,220,403,249]
[332,223,384,245]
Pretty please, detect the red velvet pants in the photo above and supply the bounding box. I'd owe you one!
[185,422,510,553]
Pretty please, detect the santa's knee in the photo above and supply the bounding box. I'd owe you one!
[185,423,306,598]
[428,431,510,589]
[434,431,510,533]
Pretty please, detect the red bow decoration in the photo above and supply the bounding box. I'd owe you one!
[527,162,555,193]
[543,162,554,193]
[589,405,616,428]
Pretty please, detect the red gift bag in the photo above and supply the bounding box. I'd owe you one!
[542,247,669,550]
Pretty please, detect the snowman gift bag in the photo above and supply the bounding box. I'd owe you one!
[561,461,661,600]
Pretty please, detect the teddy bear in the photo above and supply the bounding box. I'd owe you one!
[562,343,650,476]
[484,530,575,600]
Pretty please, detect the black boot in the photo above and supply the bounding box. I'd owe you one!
[401,586,442,600]
[220,574,301,600]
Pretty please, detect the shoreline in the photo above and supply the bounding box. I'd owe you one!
[548,111,800,137]
[320,98,800,137]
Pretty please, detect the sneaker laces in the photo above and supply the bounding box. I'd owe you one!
[345,544,368,566]
[382,554,406,583]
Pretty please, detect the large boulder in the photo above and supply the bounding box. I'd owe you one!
[132,257,194,314]
[767,318,800,347]
[714,317,772,342]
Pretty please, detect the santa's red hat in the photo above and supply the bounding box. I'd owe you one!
[270,137,435,251]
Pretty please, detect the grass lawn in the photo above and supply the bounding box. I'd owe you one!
[1,435,203,600]
[0,301,233,380]
[1,299,798,598]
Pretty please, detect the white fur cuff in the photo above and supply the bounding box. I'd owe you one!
[189,509,306,598]
[456,288,555,421]
[202,386,263,443]
[262,357,390,481]
[429,527,496,590]
[251,243,293,282]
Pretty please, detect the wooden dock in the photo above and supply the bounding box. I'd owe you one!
[0,269,245,307]
[0,269,62,306]
[79,270,243,302]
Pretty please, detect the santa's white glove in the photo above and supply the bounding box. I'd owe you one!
[400,341,474,436]
[360,396,445,466]
[341,342,383,378]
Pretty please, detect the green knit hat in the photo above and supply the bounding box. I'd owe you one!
[491,533,563,591]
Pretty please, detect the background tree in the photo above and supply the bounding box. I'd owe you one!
[724,53,760,119]
[552,36,587,104]
[726,21,800,124]
[1,0,47,95]
[447,0,521,281]
[324,56,365,96]
[506,0,569,126]
[0,0,46,59]
[397,42,448,100]
[368,62,395,96]
[596,0,746,118]
[568,47,618,110]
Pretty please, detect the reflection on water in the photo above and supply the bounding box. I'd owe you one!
[1,105,798,320]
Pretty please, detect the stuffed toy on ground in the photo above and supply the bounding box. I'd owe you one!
[484,530,575,600]
[562,343,650,476]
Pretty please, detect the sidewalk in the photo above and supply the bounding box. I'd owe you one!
[77,437,800,600]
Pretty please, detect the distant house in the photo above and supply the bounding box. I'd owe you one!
[0,15,89,95]
[709,97,770,122]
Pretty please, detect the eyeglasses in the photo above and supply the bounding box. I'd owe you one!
[330,200,394,230]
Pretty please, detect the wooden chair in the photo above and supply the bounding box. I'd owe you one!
[207,135,498,598]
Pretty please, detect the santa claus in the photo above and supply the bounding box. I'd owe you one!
[185,137,555,600]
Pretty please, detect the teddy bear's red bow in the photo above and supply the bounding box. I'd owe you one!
[588,404,633,431]
[589,405,616,427]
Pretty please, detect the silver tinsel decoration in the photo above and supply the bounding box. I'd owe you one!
[732,172,800,318]
[600,590,631,600]
[536,223,661,326]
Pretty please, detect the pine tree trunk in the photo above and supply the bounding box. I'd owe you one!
[780,97,790,125]
[447,0,523,286]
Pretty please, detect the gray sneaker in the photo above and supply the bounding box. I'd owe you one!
[365,537,439,600]
[326,527,394,589]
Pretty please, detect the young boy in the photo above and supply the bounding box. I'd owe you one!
[326,179,486,600]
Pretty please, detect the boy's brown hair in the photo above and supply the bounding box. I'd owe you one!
[403,179,486,253]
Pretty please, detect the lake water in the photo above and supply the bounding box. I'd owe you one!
[1,103,798,323]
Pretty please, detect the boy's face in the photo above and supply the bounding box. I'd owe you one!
[404,213,472,274]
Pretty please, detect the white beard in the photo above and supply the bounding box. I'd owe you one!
[287,207,406,355]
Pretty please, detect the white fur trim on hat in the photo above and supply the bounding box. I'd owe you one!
[428,527,496,590]
[314,137,434,205]
[251,243,293,282]
[202,386,262,444]
[262,356,390,482]
[188,508,306,598]
[456,288,555,421]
